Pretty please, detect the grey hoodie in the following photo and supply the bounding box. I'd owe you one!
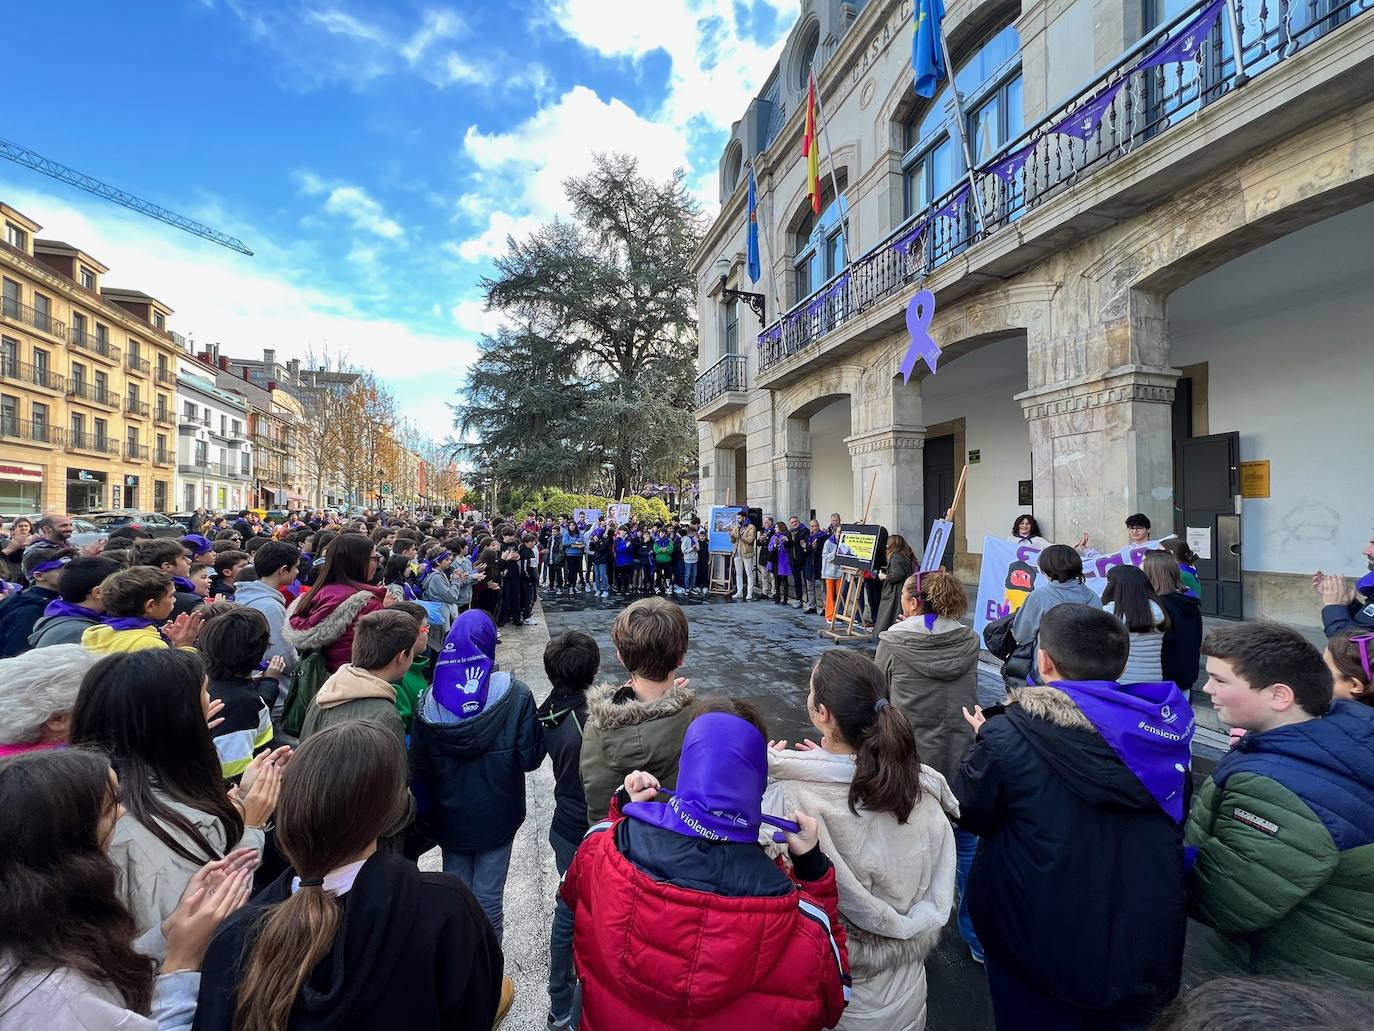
[233,579,298,673]
[1011,578,1102,646]
[28,610,101,648]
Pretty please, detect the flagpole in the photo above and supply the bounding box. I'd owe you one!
[749,157,786,324]
[809,62,851,269]
[935,31,988,233]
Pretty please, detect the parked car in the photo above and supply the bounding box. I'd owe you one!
[7,515,109,552]
[87,510,186,538]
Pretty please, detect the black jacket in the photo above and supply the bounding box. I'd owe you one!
[193,852,502,1031]
[952,688,1186,1014]
[411,675,547,853]
[0,586,58,658]
[536,688,589,843]
[1158,590,1203,692]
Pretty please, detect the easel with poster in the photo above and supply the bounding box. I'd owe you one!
[709,490,739,595]
[919,465,967,573]
[821,474,880,642]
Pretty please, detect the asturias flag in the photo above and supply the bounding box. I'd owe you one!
[803,74,820,214]
[746,167,761,283]
[912,0,946,99]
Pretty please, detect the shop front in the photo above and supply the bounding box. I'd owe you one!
[123,474,140,510]
[0,461,44,516]
[66,468,107,515]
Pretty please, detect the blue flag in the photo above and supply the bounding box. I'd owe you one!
[746,168,761,284]
[912,0,946,99]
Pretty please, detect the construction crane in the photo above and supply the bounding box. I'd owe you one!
[0,135,253,256]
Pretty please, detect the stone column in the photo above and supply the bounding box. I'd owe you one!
[845,427,926,536]
[772,453,813,520]
[1018,286,1178,548]
[699,442,736,509]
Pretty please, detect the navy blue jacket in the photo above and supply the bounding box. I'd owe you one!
[1323,593,1374,636]
[536,688,589,844]
[0,586,58,658]
[411,674,547,853]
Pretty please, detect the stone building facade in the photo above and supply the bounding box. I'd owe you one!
[693,0,1374,627]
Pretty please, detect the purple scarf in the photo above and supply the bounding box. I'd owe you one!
[1358,570,1374,593]
[1052,680,1194,823]
[103,616,172,645]
[42,599,102,621]
[431,609,496,719]
[172,575,198,594]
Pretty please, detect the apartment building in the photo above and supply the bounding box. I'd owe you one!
[175,354,253,512]
[694,0,1374,630]
[1,202,181,514]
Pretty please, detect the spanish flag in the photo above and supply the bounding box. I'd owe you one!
[803,73,820,214]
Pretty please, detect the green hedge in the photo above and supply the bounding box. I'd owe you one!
[503,487,671,525]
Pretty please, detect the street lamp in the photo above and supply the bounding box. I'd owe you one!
[714,256,766,325]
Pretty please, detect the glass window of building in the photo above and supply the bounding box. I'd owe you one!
[80,266,95,290]
[4,222,26,250]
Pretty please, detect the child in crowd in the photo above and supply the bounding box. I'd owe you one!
[1186,623,1374,981]
[26,555,120,649]
[300,609,420,749]
[766,650,956,1029]
[680,521,699,596]
[561,710,850,1029]
[1159,539,1202,598]
[0,547,75,657]
[410,610,545,944]
[199,605,280,779]
[537,630,599,1029]
[1145,551,1204,693]
[131,538,202,618]
[188,563,213,601]
[634,528,654,594]
[383,553,417,603]
[613,528,633,596]
[390,599,433,734]
[652,528,674,595]
[519,532,539,624]
[1102,564,1169,682]
[1005,544,1101,685]
[562,520,585,594]
[233,540,301,676]
[592,526,612,599]
[209,550,250,602]
[81,568,203,653]
[954,603,1194,1029]
[580,597,696,823]
[1325,628,1374,704]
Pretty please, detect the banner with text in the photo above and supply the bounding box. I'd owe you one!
[973,535,1173,635]
[836,524,887,573]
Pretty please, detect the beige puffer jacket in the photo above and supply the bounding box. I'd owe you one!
[763,748,958,1031]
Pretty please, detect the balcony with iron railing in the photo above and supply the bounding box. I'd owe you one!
[178,411,211,429]
[68,328,120,364]
[0,357,65,393]
[125,442,150,461]
[153,447,174,466]
[154,405,174,425]
[66,380,119,410]
[126,353,151,375]
[67,430,119,456]
[0,296,66,341]
[752,0,1374,386]
[0,417,63,447]
[125,397,150,418]
[155,366,176,386]
[692,353,750,416]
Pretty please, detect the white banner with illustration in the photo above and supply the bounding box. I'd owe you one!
[973,535,1174,635]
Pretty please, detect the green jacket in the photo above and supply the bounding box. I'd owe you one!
[1184,702,1374,982]
[394,653,430,735]
[579,679,695,825]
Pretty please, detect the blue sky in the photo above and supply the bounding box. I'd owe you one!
[0,0,796,438]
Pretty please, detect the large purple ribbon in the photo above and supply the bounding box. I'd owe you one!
[899,290,941,382]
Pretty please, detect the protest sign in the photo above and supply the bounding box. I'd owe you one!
[973,535,1175,634]
[708,505,743,553]
[609,503,631,527]
[835,524,887,573]
[572,508,602,525]
[920,518,953,572]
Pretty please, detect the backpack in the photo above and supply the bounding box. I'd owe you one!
[982,614,1016,660]
[280,649,330,739]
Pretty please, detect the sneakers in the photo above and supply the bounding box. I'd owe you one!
[525,618,540,626]
[495,976,515,1027]
[546,1011,572,1030]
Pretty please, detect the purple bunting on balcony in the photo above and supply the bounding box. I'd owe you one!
[1050,80,1126,140]
[1135,0,1225,71]
[983,142,1036,183]
[932,185,968,220]
[893,219,926,256]
[899,289,941,382]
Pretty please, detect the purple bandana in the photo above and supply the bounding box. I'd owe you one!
[172,575,198,594]
[181,534,213,557]
[1052,680,1194,822]
[31,557,70,576]
[431,609,496,719]
[42,599,102,621]
[1357,570,1374,593]
[103,616,172,645]
[623,712,798,842]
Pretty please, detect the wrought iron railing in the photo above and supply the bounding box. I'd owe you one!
[67,380,119,408]
[0,358,65,392]
[0,417,63,445]
[693,354,749,408]
[125,398,150,417]
[126,354,151,374]
[154,406,174,424]
[156,367,176,386]
[757,0,1372,374]
[68,431,119,455]
[69,327,120,362]
[153,448,174,465]
[125,443,150,461]
[1,296,65,339]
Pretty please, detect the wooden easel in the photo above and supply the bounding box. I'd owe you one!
[821,473,878,642]
[709,488,735,595]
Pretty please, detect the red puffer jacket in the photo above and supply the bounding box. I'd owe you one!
[284,582,386,673]
[561,808,850,1030]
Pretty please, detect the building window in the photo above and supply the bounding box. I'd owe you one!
[153,312,165,330]
[724,300,739,356]
[4,222,26,250]
[1,337,16,378]
[1,393,17,435]
[94,370,108,401]
[80,266,96,290]
[220,414,227,436]
[154,480,167,510]
[231,419,242,437]
[33,348,49,380]
[129,338,140,361]
[2,278,18,318]
[95,323,108,349]
[32,293,51,333]
[183,400,196,419]
[94,418,108,449]
[195,440,208,464]
[126,426,138,450]
[241,453,251,474]
[792,182,844,303]
[71,362,86,391]
[792,20,820,93]
[128,383,139,405]
[71,412,85,439]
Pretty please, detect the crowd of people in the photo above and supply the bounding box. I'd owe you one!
[0,503,1371,1031]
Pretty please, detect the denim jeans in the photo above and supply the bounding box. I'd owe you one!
[683,560,697,590]
[548,828,581,1022]
[442,839,516,941]
[954,827,983,960]
[594,562,609,593]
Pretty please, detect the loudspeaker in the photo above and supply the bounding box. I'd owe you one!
[746,506,764,530]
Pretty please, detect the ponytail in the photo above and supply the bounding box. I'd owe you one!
[811,650,923,823]
[234,887,340,1031]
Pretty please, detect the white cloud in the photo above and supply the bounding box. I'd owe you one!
[1,179,474,438]
[452,211,543,263]
[297,172,405,241]
[450,297,509,337]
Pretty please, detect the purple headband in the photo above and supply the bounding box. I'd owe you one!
[31,557,70,575]
[1349,633,1374,683]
